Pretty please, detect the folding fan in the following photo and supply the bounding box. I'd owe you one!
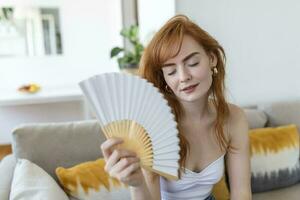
[79,72,180,180]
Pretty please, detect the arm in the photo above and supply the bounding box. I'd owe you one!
[130,169,161,200]
[226,105,252,200]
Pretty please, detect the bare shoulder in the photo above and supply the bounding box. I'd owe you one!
[227,103,247,122]
[226,103,249,141]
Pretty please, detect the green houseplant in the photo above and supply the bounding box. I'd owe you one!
[110,25,144,70]
[0,8,13,21]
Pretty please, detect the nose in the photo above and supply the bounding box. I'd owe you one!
[178,66,192,83]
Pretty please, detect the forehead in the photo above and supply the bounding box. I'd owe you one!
[164,35,206,64]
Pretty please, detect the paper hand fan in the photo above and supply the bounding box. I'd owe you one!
[79,72,180,180]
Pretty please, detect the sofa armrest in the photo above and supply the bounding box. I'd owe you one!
[0,154,16,200]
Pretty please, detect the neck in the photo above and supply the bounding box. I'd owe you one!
[180,96,211,122]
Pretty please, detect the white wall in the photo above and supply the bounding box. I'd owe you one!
[176,0,300,106]
[0,0,122,89]
[138,0,175,44]
[0,0,122,144]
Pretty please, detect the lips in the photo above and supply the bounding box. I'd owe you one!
[181,83,199,91]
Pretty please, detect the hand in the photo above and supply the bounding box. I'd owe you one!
[100,138,145,187]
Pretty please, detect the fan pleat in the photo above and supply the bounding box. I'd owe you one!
[80,81,105,126]
[153,135,179,148]
[131,76,143,120]
[150,116,176,140]
[151,125,177,143]
[133,80,148,120]
[111,74,122,137]
[143,92,162,126]
[153,164,178,172]
[153,160,179,167]
[147,104,168,129]
[152,166,178,177]
[137,89,157,127]
[119,75,125,119]
[124,76,130,119]
[154,145,180,155]
[99,76,111,123]
[129,76,139,120]
[153,152,180,160]
[108,74,118,120]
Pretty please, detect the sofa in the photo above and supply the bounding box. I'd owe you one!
[0,100,300,200]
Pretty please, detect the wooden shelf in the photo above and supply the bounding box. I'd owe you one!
[0,85,84,106]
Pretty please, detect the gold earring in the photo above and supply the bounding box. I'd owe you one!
[212,67,218,75]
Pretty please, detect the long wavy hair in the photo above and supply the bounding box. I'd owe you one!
[138,15,230,177]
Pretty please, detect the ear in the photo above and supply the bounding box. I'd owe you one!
[209,52,218,68]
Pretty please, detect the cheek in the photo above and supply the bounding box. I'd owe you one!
[194,67,211,80]
[166,79,178,90]
[163,75,177,89]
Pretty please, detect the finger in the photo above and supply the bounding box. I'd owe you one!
[105,149,137,172]
[119,169,141,186]
[119,162,140,182]
[109,157,139,177]
[126,168,142,181]
[100,138,123,160]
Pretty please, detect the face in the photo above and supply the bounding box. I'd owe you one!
[161,35,217,103]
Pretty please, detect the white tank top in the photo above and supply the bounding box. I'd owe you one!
[160,154,225,200]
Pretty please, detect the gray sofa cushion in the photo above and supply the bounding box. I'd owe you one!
[244,108,268,129]
[253,182,300,200]
[12,120,105,182]
[259,100,300,131]
[0,154,16,200]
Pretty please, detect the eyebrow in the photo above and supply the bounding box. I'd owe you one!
[162,52,200,67]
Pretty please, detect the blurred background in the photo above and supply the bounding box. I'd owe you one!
[0,0,299,144]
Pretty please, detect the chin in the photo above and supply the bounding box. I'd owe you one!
[179,94,204,102]
[178,89,209,102]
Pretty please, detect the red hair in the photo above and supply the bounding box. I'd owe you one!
[138,15,230,176]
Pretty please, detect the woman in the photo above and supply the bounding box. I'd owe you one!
[101,15,251,200]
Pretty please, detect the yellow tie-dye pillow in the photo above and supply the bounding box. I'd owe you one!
[56,159,131,200]
[249,124,300,192]
[57,158,231,200]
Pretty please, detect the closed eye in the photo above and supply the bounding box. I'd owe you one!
[188,62,199,67]
[168,70,176,76]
